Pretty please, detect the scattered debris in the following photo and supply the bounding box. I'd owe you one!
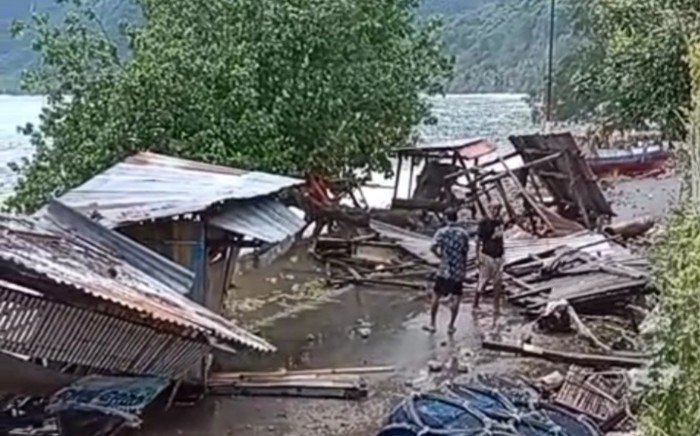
[554,366,630,428]
[604,216,656,239]
[536,370,565,393]
[207,366,392,400]
[427,360,444,373]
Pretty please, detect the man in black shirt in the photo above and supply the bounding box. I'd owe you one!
[474,202,505,319]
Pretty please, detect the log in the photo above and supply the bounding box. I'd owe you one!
[481,340,647,368]
[208,379,367,400]
[391,197,452,212]
[604,216,656,239]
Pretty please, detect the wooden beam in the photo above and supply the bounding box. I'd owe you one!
[407,156,416,199]
[482,340,647,368]
[447,151,563,183]
[497,155,554,232]
[392,155,403,201]
[458,154,487,215]
[495,179,517,222]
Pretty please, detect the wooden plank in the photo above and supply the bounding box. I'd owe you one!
[209,383,367,400]
[507,286,552,302]
[482,340,647,368]
[458,154,487,215]
[391,198,451,212]
[497,155,554,232]
[392,155,403,201]
[211,366,394,380]
[407,156,416,198]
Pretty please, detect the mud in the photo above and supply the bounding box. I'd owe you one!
[133,175,678,436]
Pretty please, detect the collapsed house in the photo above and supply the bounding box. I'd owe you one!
[0,198,278,433]
[389,133,613,234]
[0,201,273,380]
[391,137,496,213]
[46,152,306,312]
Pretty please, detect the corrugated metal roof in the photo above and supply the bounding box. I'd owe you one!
[394,138,496,160]
[209,198,306,243]
[0,212,274,353]
[51,152,303,229]
[44,200,194,295]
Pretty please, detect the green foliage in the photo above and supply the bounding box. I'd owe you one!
[643,209,700,435]
[5,0,451,213]
[2,1,586,95]
[0,0,139,93]
[640,40,700,436]
[556,0,699,137]
[438,0,582,94]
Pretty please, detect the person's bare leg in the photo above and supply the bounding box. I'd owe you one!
[423,292,439,333]
[473,273,484,309]
[448,293,461,334]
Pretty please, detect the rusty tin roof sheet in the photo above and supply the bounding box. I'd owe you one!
[0,212,274,353]
[53,152,303,229]
[210,198,305,243]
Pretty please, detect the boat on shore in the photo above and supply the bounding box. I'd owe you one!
[586,144,670,177]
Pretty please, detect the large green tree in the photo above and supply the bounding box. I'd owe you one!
[556,0,698,137]
[7,0,451,212]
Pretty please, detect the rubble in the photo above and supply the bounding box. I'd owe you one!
[0,132,667,434]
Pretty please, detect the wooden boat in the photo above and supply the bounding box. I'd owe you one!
[586,144,669,177]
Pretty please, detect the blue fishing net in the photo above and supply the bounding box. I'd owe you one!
[378,378,602,436]
[385,393,486,432]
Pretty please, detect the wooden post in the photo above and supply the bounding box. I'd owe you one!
[457,155,487,215]
[495,179,516,222]
[529,171,546,203]
[392,154,403,201]
[407,156,416,199]
[564,151,592,228]
[498,155,553,232]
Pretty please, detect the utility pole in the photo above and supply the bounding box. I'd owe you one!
[545,0,555,122]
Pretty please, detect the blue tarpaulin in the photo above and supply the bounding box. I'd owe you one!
[378,377,601,436]
[47,376,169,427]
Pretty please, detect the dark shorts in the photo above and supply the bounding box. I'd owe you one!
[433,276,463,297]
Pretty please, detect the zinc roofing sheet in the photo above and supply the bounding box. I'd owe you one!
[395,138,496,160]
[0,212,274,352]
[54,152,303,229]
[209,198,306,243]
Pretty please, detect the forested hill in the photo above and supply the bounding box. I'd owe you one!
[424,0,579,93]
[0,0,577,94]
[0,0,139,92]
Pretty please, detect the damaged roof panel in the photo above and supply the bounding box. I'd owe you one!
[0,212,274,353]
[210,198,306,243]
[51,152,303,229]
[394,138,496,160]
[44,200,195,295]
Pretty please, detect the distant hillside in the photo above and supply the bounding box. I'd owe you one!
[0,0,137,93]
[428,0,580,93]
[0,0,578,94]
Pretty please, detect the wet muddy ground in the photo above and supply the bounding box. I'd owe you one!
[134,175,680,436]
